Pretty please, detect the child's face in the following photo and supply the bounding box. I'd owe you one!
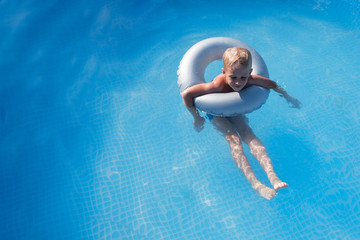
[222,64,252,92]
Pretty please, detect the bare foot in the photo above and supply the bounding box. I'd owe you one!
[273,181,288,191]
[268,174,289,190]
[253,183,277,200]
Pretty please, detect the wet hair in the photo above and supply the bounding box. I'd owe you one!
[223,47,252,70]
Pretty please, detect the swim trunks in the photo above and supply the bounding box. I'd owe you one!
[206,113,214,121]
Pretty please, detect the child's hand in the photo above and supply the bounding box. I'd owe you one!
[289,97,302,109]
[193,116,205,132]
[274,86,302,109]
[281,94,302,109]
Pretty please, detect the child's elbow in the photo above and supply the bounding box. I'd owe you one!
[181,89,189,101]
[181,90,194,107]
[181,89,187,97]
[265,80,278,89]
[271,81,278,89]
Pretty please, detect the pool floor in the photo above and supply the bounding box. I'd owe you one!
[1,0,360,239]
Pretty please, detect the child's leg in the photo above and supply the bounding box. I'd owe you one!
[228,116,288,190]
[211,116,277,200]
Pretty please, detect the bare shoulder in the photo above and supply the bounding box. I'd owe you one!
[210,73,227,90]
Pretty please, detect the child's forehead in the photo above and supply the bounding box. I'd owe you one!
[226,64,250,73]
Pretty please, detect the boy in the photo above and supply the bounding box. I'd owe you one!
[181,47,301,200]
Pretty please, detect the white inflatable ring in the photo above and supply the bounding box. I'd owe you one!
[177,37,270,116]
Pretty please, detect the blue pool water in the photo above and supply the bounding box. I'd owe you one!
[1,0,360,239]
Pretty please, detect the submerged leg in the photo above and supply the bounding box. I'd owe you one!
[211,116,276,200]
[229,116,288,190]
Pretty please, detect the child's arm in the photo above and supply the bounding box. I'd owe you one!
[272,85,302,109]
[182,82,219,107]
[248,75,302,109]
[181,77,223,131]
[181,83,210,132]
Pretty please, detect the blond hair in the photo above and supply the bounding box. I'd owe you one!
[223,47,252,70]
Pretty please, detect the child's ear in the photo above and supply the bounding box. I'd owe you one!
[222,68,225,74]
